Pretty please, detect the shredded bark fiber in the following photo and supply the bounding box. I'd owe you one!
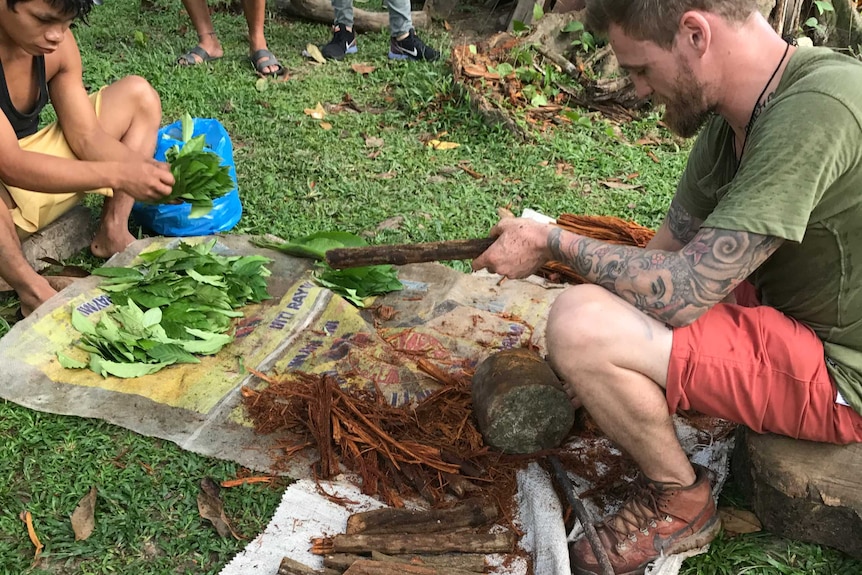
[242,365,520,513]
[540,214,655,284]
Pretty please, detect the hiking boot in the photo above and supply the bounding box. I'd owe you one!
[570,464,721,575]
[388,29,440,62]
[321,25,357,60]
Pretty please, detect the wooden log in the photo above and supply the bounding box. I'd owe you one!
[346,498,498,535]
[278,556,341,575]
[325,238,495,269]
[343,559,438,574]
[330,531,515,555]
[733,428,862,560]
[276,0,429,33]
[343,558,480,574]
[324,553,366,572]
[471,348,575,454]
[370,551,486,573]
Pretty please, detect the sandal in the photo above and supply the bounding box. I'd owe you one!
[250,48,285,77]
[177,45,221,66]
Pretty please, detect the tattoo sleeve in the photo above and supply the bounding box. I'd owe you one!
[666,198,703,244]
[547,226,783,326]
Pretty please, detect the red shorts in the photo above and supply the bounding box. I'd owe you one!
[667,284,862,444]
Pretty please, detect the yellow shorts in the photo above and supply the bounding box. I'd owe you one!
[5,87,113,234]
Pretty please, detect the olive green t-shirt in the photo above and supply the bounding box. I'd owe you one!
[675,47,862,416]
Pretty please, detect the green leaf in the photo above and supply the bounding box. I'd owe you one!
[57,352,88,369]
[532,2,544,22]
[92,267,145,279]
[187,269,227,287]
[71,309,97,335]
[814,0,834,13]
[252,231,367,261]
[181,112,194,144]
[804,16,819,27]
[141,307,162,329]
[89,355,172,379]
[563,20,585,33]
[531,93,549,107]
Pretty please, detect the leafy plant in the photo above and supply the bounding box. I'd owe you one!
[163,113,235,218]
[563,20,597,52]
[803,0,834,36]
[60,240,271,377]
[253,232,403,307]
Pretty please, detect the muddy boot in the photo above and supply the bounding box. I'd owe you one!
[570,464,721,575]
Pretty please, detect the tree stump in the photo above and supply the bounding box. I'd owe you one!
[733,428,862,560]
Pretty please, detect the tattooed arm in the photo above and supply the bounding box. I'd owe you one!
[547,226,783,326]
[646,198,704,252]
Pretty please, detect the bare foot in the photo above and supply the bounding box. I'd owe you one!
[19,276,58,317]
[90,228,136,259]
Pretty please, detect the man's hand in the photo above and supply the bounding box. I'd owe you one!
[471,216,553,278]
[114,158,174,202]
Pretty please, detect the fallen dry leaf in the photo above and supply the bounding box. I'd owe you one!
[443,20,452,31]
[70,487,97,541]
[20,510,43,562]
[305,43,326,64]
[350,63,376,75]
[367,150,381,159]
[365,136,384,148]
[600,180,641,190]
[718,507,762,536]
[376,216,404,231]
[647,150,661,163]
[460,164,484,179]
[303,102,326,120]
[220,476,275,488]
[427,139,460,150]
[372,170,396,179]
[197,477,242,540]
[320,122,333,131]
[462,64,500,80]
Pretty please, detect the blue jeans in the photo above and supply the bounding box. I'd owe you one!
[332,0,413,37]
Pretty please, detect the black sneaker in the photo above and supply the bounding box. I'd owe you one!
[388,29,439,62]
[321,25,357,60]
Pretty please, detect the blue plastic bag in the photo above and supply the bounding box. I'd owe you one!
[131,118,243,236]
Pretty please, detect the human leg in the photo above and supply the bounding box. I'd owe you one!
[177,0,223,65]
[667,301,862,444]
[0,188,56,316]
[89,77,163,258]
[242,0,283,76]
[385,0,439,61]
[320,0,357,60]
[546,284,718,575]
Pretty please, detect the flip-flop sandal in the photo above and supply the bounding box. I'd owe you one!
[250,48,285,77]
[177,45,221,66]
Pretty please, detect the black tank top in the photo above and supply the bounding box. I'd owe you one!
[0,55,48,139]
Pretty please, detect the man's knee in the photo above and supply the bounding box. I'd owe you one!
[546,284,617,361]
[111,75,162,119]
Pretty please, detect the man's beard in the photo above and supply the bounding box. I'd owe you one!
[656,65,715,138]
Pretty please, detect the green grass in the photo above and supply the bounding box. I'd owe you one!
[0,0,859,573]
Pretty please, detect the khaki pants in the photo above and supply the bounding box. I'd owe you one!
[4,87,112,236]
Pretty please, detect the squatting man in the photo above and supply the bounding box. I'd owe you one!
[473,1,862,573]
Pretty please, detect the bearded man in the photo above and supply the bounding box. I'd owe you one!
[471,1,862,573]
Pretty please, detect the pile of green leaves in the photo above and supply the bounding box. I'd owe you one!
[253,232,402,307]
[58,240,271,378]
[163,113,235,218]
